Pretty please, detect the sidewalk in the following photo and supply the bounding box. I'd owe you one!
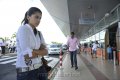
[81,53,120,80]
[53,53,96,80]
[53,53,120,80]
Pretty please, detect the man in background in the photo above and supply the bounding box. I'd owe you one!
[67,32,79,70]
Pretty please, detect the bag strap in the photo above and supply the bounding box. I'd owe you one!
[38,31,45,59]
[38,31,41,41]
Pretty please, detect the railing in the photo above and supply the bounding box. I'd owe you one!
[84,3,120,39]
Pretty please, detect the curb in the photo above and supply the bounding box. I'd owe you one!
[48,52,68,80]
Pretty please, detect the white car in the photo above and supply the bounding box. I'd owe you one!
[47,44,63,54]
[62,44,67,53]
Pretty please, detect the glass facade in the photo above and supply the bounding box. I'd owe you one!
[100,30,105,39]
[118,6,120,20]
[81,4,120,49]
[86,4,120,39]
[81,30,106,48]
[95,33,99,40]
[105,9,118,25]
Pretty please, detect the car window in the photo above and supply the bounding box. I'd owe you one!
[63,45,67,47]
[50,44,62,48]
[57,45,62,48]
[50,45,56,48]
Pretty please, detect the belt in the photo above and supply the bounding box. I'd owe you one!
[16,63,41,73]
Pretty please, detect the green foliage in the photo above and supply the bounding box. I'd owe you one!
[51,41,62,44]
[0,37,4,42]
[11,32,16,39]
[0,32,16,42]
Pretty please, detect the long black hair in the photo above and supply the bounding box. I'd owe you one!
[21,7,42,25]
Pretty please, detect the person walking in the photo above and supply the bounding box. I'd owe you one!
[1,40,6,55]
[107,45,112,60]
[0,46,1,56]
[92,41,99,58]
[83,43,88,54]
[16,7,48,80]
[67,32,79,70]
[89,41,93,56]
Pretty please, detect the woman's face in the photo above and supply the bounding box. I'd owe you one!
[28,12,42,28]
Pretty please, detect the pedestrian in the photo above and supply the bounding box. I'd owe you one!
[9,41,12,53]
[83,43,88,54]
[0,46,1,56]
[92,41,99,58]
[13,41,16,53]
[90,41,93,57]
[107,45,112,60]
[16,7,48,80]
[1,40,6,55]
[67,32,79,70]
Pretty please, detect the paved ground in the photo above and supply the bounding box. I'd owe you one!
[53,53,120,80]
[0,53,59,80]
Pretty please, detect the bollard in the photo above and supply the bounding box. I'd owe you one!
[113,51,116,65]
[59,48,63,69]
[101,49,102,59]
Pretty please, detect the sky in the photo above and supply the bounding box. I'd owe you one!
[0,0,67,44]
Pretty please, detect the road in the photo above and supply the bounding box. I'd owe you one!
[0,53,59,80]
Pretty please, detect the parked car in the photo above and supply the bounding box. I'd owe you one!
[48,44,63,55]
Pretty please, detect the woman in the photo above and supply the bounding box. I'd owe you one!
[16,7,48,80]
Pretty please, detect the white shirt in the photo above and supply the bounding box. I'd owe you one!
[92,43,98,51]
[16,24,45,68]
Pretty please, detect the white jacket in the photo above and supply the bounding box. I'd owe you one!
[16,24,45,68]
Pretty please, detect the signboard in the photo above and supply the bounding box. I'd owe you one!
[79,18,95,24]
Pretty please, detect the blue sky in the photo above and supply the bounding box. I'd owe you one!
[0,0,67,44]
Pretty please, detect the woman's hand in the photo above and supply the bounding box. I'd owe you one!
[37,49,48,56]
[24,44,48,59]
[38,43,48,56]
[24,49,48,59]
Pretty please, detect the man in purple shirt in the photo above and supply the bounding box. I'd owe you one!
[67,32,79,70]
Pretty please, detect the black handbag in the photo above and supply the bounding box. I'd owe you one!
[38,31,52,72]
[41,57,52,73]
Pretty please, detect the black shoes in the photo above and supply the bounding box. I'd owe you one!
[71,65,78,70]
[71,65,73,68]
[75,67,78,70]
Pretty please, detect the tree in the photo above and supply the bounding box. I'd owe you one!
[11,32,16,39]
[0,37,4,42]
[4,37,10,42]
[51,41,62,44]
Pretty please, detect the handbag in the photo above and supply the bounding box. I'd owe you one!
[38,31,51,72]
[41,57,52,73]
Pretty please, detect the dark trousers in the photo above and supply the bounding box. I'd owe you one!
[108,53,112,60]
[1,46,5,54]
[17,66,48,80]
[70,50,78,67]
